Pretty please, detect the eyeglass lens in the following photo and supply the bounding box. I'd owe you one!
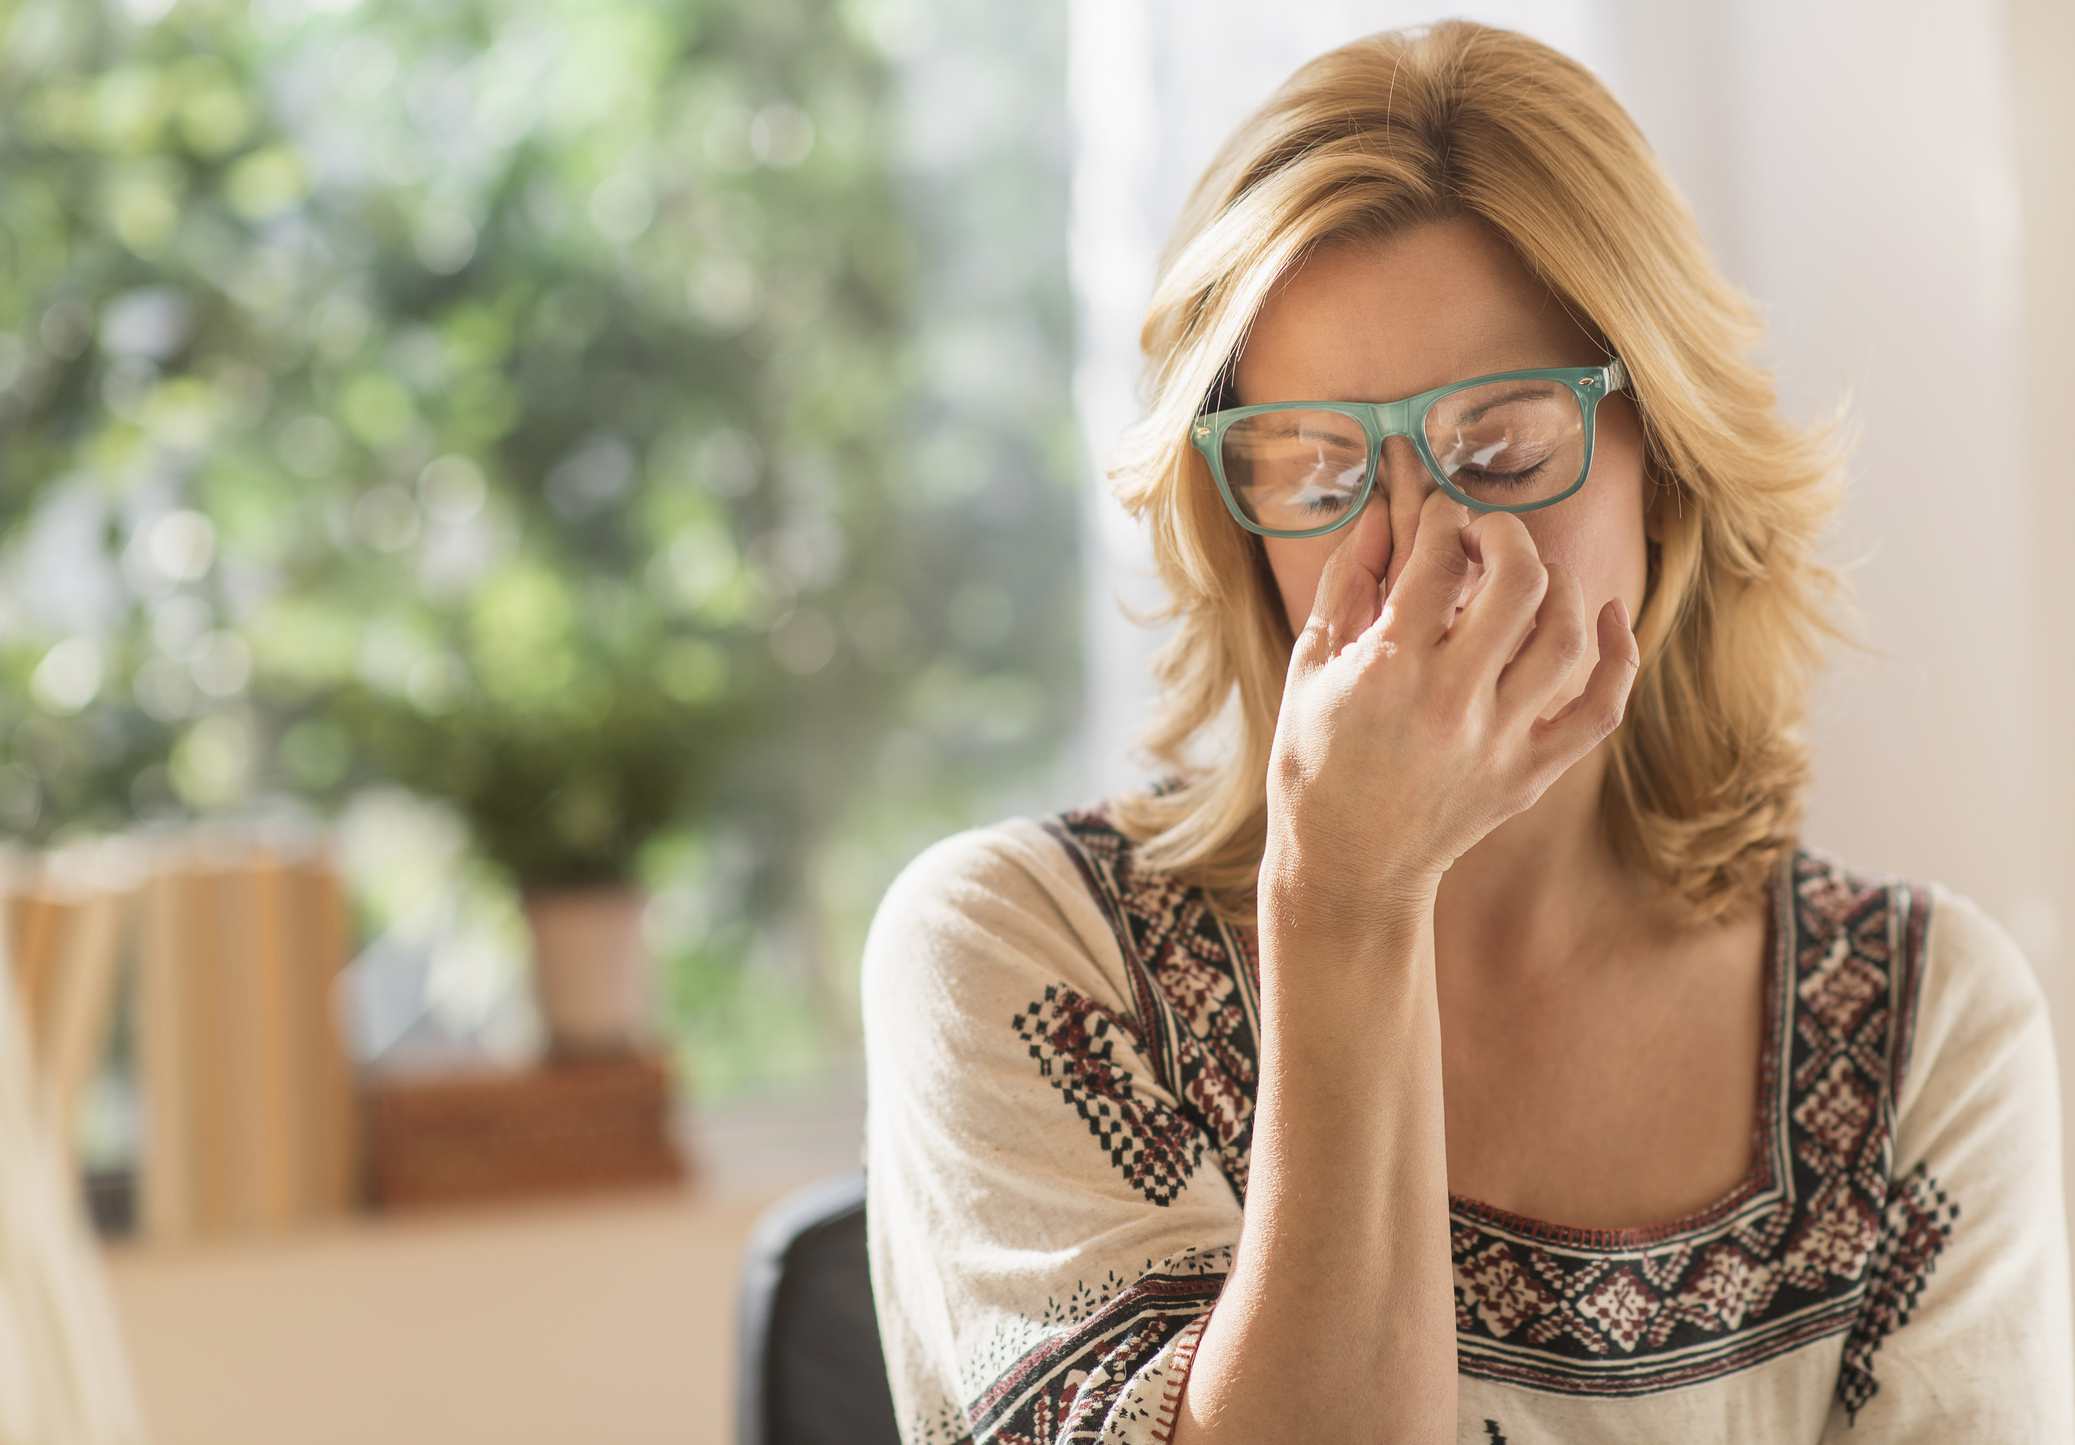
[1220,378,1588,532]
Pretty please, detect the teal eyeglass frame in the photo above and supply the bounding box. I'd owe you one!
[1189,358,1631,539]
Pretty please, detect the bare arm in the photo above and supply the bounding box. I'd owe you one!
[1169,900,1455,1444]
[1165,483,1640,1444]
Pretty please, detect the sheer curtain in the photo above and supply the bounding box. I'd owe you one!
[0,949,147,1443]
[1064,0,2075,1315]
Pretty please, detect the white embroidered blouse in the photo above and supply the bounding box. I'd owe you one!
[860,793,2075,1442]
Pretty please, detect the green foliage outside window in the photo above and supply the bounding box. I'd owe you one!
[0,0,1079,1102]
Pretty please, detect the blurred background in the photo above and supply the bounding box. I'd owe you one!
[0,0,2069,1441]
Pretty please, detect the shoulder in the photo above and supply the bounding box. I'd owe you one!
[1784,844,2054,1125]
[860,800,1144,1025]
[1917,877,2047,1009]
[866,811,1093,949]
[1901,875,2057,1111]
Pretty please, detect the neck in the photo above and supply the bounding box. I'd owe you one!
[1432,748,1666,986]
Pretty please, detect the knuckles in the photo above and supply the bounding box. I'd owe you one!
[1499,563,1550,611]
[1588,697,1628,737]
[1466,516,1545,605]
[1422,540,1474,580]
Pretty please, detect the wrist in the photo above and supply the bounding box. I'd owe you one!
[1255,883,1439,1035]
[1259,854,1441,944]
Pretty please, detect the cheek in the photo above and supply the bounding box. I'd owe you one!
[1261,539,1334,634]
[1520,506,1645,712]
[1525,494,1640,604]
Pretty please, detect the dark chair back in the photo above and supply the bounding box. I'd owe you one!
[735,1169,905,1445]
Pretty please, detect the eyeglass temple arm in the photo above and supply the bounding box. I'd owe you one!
[1605,357,1630,393]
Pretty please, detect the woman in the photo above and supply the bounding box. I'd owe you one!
[860,20,2072,1443]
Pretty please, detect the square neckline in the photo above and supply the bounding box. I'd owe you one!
[1439,844,1796,1252]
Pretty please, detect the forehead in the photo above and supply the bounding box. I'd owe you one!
[1232,215,1597,405]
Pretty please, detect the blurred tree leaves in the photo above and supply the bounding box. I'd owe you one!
[0,0,1079,1097]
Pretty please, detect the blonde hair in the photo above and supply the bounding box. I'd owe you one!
[1103,20,1873,931]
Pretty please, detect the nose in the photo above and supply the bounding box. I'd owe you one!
[1376,434,1440,599]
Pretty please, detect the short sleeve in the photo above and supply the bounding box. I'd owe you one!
[861,820,1244,1445]
[1824,882,2075,1437]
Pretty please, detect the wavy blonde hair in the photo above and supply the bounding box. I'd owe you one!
[1103,19,1874,932]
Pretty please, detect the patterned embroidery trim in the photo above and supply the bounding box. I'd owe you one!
[1152,1308,1214,1443]
[959,1248,1230,1443]
[1886,882,1934,1112]
[1445,841,1795,1250]
[1460,1290,1864,1395]
[1009,982,1208,1207]
[1026,803,1933,1402]
[1829,882,1956,1424]
[1035,811,1261,1209]
[1042,815,1184,1102]
[1833,1158,1961,1422]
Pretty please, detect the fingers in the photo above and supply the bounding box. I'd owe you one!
[1523,596,1641,778]
[1292,484,1392,672]
[1448,509,1548,669]
[1375,487,1478,648]
[1494,560,1588,722]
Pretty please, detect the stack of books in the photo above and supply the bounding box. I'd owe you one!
[10,823,693,1233]
[361,1048,690,1212]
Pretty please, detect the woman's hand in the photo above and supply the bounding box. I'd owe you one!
[1260,484,1640,945]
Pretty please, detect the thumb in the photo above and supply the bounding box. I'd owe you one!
[1292,493,1393,672]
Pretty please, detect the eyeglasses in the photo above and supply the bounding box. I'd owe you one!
[1190,359,1630,539]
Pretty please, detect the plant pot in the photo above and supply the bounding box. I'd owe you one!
[520,882,661,1059]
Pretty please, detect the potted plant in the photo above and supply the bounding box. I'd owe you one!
[319,620,752,1060]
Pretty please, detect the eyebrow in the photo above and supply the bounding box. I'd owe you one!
[1449,382,1551,424]
[1234,378,1557,423]
[1246,421,1368,442]
[1236,365,1560,413]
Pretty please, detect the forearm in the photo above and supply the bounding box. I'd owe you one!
[1170,907,1457,1444]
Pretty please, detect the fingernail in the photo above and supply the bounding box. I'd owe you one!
[1615,596,1633,631]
